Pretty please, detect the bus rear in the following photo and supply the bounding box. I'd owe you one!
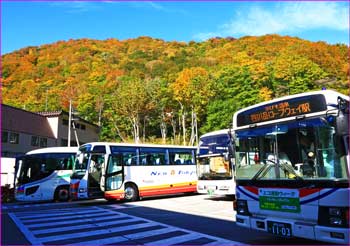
[233,90,349,244]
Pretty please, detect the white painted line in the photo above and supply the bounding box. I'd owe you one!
[125,227,178,240]
[66,235,127,245]
[21,211,108,223]
[38,222,159,243]
[32,217,139,235]
[18,208,105,220]
[9,205,245,245]
[144,233,201,245]
[27,213,124,228]
[8,212,43,246]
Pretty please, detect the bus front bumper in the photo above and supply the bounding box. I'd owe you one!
[236,215,349,244]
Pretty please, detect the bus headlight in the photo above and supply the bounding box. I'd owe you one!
[318,206,349,228]
[236,199,250,215]
[329,217,343,226]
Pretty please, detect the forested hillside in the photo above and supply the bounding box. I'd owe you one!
[2,35,349,145]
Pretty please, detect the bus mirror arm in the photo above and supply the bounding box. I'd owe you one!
[224,153,229,162]
[334,107,348,156]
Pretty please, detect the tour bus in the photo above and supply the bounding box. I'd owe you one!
[70,142,197,201]
[15,147,78,202]
[233,90,349,244]
[196,129,235,195]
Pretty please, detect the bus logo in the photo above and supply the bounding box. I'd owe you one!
[259,188,300,213]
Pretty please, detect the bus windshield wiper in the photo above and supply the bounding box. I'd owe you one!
[279,162,304,180]
[252,163,273,180]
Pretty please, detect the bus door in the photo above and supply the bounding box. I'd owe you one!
[105,154,124,192]
[87,153,105,198]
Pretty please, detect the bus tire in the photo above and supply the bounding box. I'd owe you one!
[55,186,70,202]
[124,184,139,202]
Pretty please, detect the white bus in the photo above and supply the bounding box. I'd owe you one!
[70,142,197,202]
[196,129,235,195]
[14,147,78,202]
[233,90,349,244]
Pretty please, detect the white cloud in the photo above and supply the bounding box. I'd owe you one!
[195,2,349,40]
[50,2,101,13]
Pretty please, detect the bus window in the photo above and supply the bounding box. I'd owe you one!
[92,145,106,153]
[110,146,138,166]
[139,148,167,165]
[169,149,193,165]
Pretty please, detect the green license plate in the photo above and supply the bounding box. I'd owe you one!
[267,221,292,237]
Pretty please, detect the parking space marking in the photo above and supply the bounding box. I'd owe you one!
[9,205,243,245]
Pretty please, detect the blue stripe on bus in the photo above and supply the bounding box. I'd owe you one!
[300,188,339,204]
[237,186,339,205]
[237,186,259,201]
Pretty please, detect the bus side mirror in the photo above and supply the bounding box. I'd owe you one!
[335,110,349,137]
[335,96,349,136]
[334,97,349,155]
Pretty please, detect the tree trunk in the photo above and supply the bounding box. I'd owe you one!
[113,122,127,142]
[171,115,177,145]
[131,115,140,144]
[190,108,195,146]
[160,112,167,144]
[179,102,186,146]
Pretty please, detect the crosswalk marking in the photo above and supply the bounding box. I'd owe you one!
[39,221,158,243]
[9,206,243,245]
[18,208,102,219]
[2,198,124,211]
[32,217,139,235]
[144,233,206,245]
[26,214,123,229]
[22,210,107,223]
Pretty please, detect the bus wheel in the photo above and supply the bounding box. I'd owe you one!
[55,187,69,202]
[124,184,139,202]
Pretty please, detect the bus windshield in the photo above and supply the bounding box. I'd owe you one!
[197,133,233,180]
[72,149,104,180]
[71,152,90,179]
[235,117,349,181]
[16,153,75,185]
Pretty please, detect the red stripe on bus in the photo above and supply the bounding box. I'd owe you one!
[241,186,321,198]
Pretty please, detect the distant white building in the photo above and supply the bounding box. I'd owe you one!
[1,104,99,157]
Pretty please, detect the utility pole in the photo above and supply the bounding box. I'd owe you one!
[68,99,72,147]
[45,88,48,111]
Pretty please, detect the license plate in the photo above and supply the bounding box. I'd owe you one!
[267,221,292,237]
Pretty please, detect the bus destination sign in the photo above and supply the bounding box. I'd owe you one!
[237,94,327,127]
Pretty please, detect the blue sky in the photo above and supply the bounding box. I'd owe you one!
[1,1,349,54]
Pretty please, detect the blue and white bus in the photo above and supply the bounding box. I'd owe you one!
[233,90,349,244]
[196,129,235,196]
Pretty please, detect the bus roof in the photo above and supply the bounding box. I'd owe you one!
[235,90,348,116]
[26,147,79,155]
[79,142,196,149]
[200,129,232,139]
[233,90,349,129]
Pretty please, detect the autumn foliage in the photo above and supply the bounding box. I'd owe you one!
[2,35,349,144]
